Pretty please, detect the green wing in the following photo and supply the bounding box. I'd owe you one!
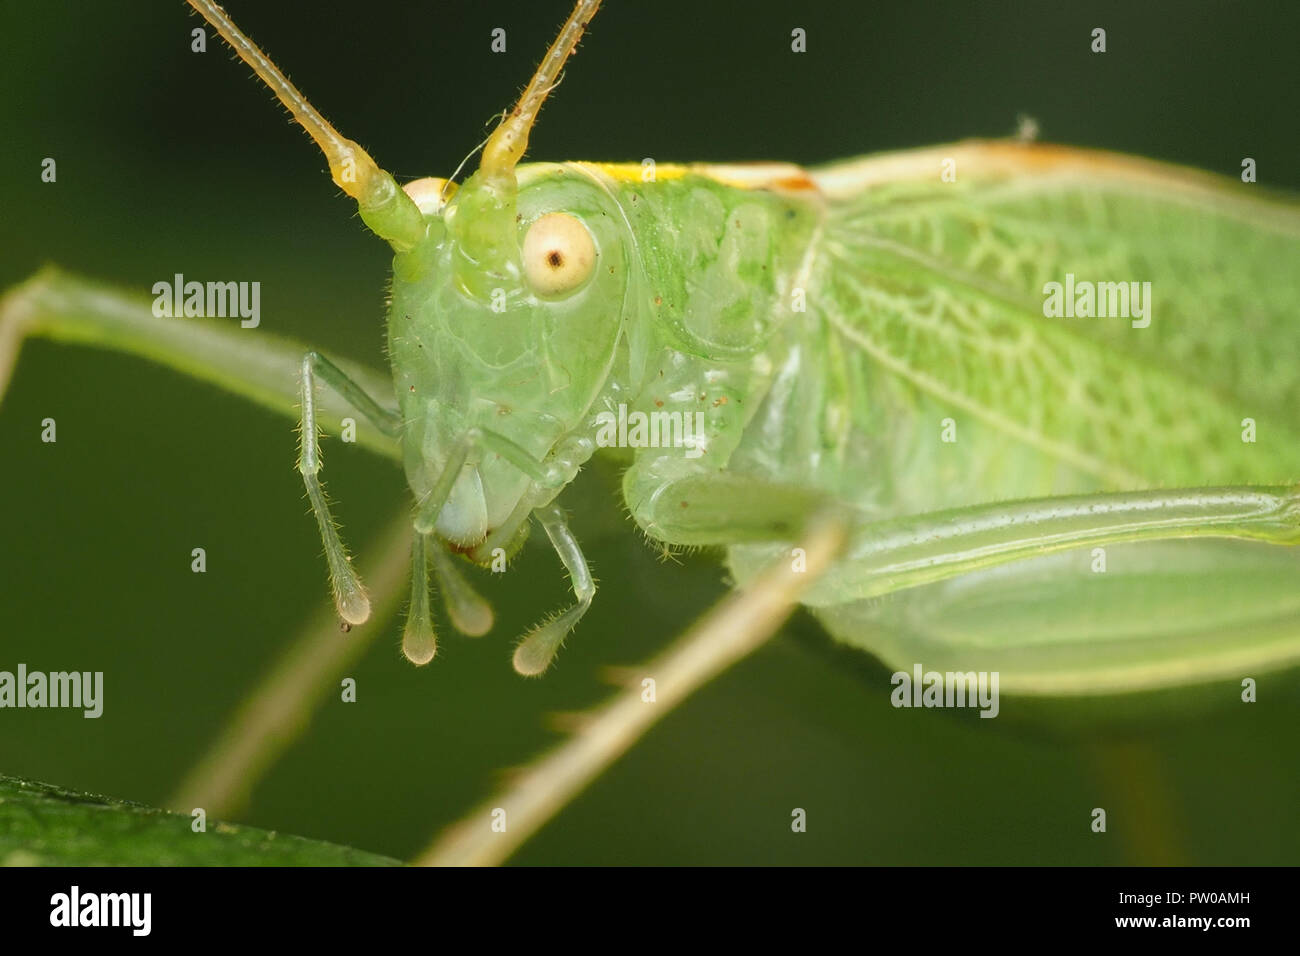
[771,141,1300,694]
[813,141,1300,500]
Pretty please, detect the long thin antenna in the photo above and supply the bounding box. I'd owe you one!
[188,0,424,249]
[480,0,603,186]
[189,0,377,198]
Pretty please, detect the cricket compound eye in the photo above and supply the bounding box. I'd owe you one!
[522,212,596,298]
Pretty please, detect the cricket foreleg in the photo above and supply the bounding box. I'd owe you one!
[513,504,596,676]
[298,351,400,626]
[303,350,401,438]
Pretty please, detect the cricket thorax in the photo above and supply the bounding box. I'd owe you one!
[572,166,829,471]
[601,167,823,363]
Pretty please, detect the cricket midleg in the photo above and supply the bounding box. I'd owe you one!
[812,538,1300,695]
[0,268,399,459]
[298,351,403,625]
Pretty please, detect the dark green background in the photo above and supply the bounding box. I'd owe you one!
[1,0,1297,864]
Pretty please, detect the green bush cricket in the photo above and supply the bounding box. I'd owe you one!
[4,0,1299,701]
[2,0,1300,868]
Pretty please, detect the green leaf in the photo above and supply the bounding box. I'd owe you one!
[0,774,401,866]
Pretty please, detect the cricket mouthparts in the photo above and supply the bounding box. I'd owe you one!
[434,465,490,548]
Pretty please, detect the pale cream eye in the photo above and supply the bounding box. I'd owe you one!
[522,212,596,297]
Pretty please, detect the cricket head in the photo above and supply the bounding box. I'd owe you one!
[191,0,613,560]
[375,0,618,559]
[189,0,619,670]
[388,164,632,557]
